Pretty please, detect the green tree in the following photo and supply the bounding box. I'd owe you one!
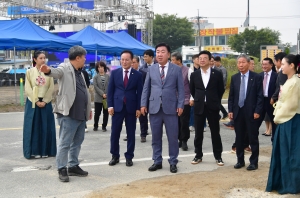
[152,14,194,51]
[283,42,291,54]
[228,28,281,58]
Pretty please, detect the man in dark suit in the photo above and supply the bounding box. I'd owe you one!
[138,49,154,142]
[107,50,143,167]
[141,43,184,173]
[228,54,263,171]
[189,50,225,166]
[259,58,278,136]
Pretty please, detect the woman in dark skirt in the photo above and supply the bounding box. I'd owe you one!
[266,54,300,194]
[23,51,56,159]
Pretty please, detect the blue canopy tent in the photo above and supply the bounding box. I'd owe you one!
[0,18,81,51]
[67,25,128,56]
[0,18,81,103]
[67,25,154,57]
[106,31,155,55]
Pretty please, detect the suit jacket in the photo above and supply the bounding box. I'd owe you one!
[138,67,148,85]
[107,68,143,114]
[93,73,109,103]
[141,62,184,115]
[190,68,224,114]
[259,71,277,100]
[47,62,91,119]
[82,69,90,88]
[272,70,288,102]
[228,71,264,120]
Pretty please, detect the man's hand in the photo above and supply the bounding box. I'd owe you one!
[228,112,233,120]
[40,64,51,73]
[141,107,147,116]
[254,113,260,119]
[270,98,275,105]
[89,111,93,120]
[108,108,114,116]
[136,110,141,118]
[177,108,183,116]
[189,100,194,106]
[103,94,107,99]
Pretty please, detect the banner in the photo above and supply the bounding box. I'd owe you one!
[200,27,239,36]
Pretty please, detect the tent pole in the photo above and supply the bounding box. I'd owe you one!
[14,47,17,104]
[95,50,97,65]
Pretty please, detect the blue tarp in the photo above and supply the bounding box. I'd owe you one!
[0,18,81,51]
[67,25,154,56]
[6,69,27,74]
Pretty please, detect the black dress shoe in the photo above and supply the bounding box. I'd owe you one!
[247,164,258,170]
[126,159,133,167]
[234,162,245,169]
[148,164,162,171]
[181,141,188,151]
[123,136,127,141]
[170,165,177,173]
[109,157,119,166]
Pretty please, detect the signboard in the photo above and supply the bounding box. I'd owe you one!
[260,45,282,61]
[204,46,232,52]
[7,0,94,15]
[200,27,238,36]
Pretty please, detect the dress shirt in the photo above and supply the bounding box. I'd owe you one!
[264,70,272,97]
[159,61,169,77]
[201,67,211,102]
[123,67,132,80]
[240,70,249,97]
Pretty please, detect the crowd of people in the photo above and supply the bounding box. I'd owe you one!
[22,44,300,194]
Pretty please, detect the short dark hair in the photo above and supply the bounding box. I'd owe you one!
[155,42,171,52]
[263,57,274,65]
[274,52,287,61]
[133,56,140,62]
[120,50,133,59]
[143,49,154,57]
[95,61,109,73]
[250,57,254,61]
[199,50,212,60]
[214,56,221,62]
[171,52,182,63]
[192,54,199,60]
[68,46,87,60]
[284,54,300,74]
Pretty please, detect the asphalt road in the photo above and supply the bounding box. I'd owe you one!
[0,107,273,198]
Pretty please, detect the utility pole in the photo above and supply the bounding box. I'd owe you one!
[196,9,206,52]
[247,0,250,26]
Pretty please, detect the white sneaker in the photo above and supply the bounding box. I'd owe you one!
[85,128,88,133]
[189,126,195,132]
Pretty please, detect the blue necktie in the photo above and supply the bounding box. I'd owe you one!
[238,74,246,108]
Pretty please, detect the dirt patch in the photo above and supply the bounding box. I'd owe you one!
[0,103,25,113]
[85,147,296,198]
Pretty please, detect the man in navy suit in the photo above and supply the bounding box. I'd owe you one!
[259,58,278,136]
[107,50,143,167]
[141,43,184,173]
[228,54,263,171]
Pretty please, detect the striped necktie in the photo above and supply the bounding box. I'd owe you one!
[160,66,165,84]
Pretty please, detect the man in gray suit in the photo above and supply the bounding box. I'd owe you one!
[141,43,184,173]
[40,46,92,182]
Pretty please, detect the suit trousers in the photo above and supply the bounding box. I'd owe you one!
[235,107,259,165]
[139,112,148,137]
[149,107,179,165]
[110,104,136,159]
[194,104,223,160]
[258,97,277,141]
[178,105,191,142]
[94,102,108,129]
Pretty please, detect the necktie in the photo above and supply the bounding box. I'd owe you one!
[238,74,246,108]
[263,72,268,96]
[123,70,128,103]
[160,66,165,84]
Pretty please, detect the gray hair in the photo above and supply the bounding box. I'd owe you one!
[68,45,87,60]
[133,56,140,62]
[171,52,182,63]
[237,54,250,62]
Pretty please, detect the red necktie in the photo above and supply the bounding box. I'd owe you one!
[123,70,129,103]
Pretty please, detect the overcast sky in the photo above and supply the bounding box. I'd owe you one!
[153,0,300,45]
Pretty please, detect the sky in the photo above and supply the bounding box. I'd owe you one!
[153,0,300,45]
